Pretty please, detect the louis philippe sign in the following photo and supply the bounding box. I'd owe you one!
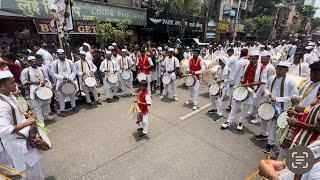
[0,0,147,26]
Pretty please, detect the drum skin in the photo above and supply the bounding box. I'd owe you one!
[185,76,195,87]
[232,87,249,102]
[258,103,276,120]
[36,87,53,101]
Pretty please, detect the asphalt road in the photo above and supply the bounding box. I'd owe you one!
[42,79,267,180]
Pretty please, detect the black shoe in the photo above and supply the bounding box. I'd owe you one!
[254,134,268,141]
[207,109,217,114]
[137,128,143,132]
[59,111,67,117]
[226,106,231,112]
[263,144,274,154]
[106,98,111,103]
[213,114,223,121]
[72,107,80,112]
[114,96,120,100]
[96,101,101,105]
[139,133,147,138]
[88,103,92,107]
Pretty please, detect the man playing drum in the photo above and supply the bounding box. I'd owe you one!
[137,49,154,95]
[185,49,205,110]
[160,48,179,101]
[208,57,233,120]
[119,49,134,96]
[0,69,43,180]
[254,61,298,154]
[221,50,267,131]
[277,61,320,159]
[51,49,79,117]
[100,51,120,103]
[20,56,52,125]
[75,51,100,107]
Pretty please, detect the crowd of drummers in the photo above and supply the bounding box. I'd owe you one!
[1,37,320,179]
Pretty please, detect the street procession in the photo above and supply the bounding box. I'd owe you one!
[1,0,320,179]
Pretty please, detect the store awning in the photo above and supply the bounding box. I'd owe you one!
[0,9,28,18]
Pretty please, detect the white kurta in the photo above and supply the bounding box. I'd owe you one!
[264,75,299,111]
[232,57,250,86]
[36,48,53,66]
[51,59,76,91]
[226,55,238,71]
[288,63,310,77]
[299,81,320,108]
[100,59,119,88]
[85,51,93,62]
[162,56,180,80]
[74,59,97,85]
[0,94,41,172]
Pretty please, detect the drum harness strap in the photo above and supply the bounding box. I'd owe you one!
[270,75,286,110]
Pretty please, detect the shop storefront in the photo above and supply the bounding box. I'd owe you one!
[143,10,205,43]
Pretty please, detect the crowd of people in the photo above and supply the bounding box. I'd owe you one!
[0,36,320,179]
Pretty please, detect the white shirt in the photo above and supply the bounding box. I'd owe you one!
[288,44,297,56]
[265,75,299,110]
[51,59,76,90]
[85,51,93,62]
[299,81,320,108]
[162,56,179,72]
[100,59,119,75]
[183,51,192,60]
[232,57,250,85]
[279,162,320,180]
[36,48,53,66]
[74,59,97,85]
[0,94,41,171]
[214,65,233,86]
[288,62,310,77]
[214,49,226,57]
[226,55,238,71]
[20,67,49,100]
[119,56,133,72]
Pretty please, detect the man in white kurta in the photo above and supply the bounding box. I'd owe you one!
[83,42,93,62]
[255,61,298,154]
[221,50,267,131]
[20,56,51,125]
[208,57,233,120]
[183,47,192,60]
[119,49,134,96]
[100,51,119,102]
[75,51,100,106]
[0,70,43,180]
[288,52,310,77]
[51,49,78,117]
[112,49,123,91]
[36,42,53,67]
[160,48,180,101]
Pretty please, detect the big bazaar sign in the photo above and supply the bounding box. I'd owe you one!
[33,19,97,34]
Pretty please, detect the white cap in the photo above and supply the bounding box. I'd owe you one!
[108,46,114,50]
[83,43,91,49]
[305,46,314,50]
[267,45,273,49]
[307,37,313,41]
[157,47,163,51]
[260,51,271,57]
[112,43,117,46]
[121,49,127,52]
[295,39,299,42]
[105,51,112,55]
[168,48,174,52]
[241,42,245,45]
[79,51,86,55]
[28,56,36,61]
[186,46,190,49]
[57,49,64,53]
[218,44,222,47]
[281,40,286,43]
[218,56,226,64]
[308,42,316,46]
[0,70,13,79]
[277,61,291,68]
[250,50,260,56]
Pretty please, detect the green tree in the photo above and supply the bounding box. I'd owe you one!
[96,19,133,47]
[251,0,281,17]
[311,17,320,31]
[245,16,275,40]
[300,5,317,20]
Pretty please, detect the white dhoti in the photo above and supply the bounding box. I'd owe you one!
[141,114,149,134]
[261,118,278,145]
[122,74,134,95]
[57,92,76,111]
[31,99,51,123]
[81,85,99,103]
[188,79,200,106]
[103,77,118,99]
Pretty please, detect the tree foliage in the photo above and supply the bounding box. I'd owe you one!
[96,19,133,47]
[245,16,275,39]
[300,5,317,20]
[251,0,281,17]
[311,17,320,31]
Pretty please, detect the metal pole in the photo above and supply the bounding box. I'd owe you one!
[233,0,241,42]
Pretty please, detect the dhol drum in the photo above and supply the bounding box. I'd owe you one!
[204,59,218,69]
[137,73,147,82]
[179,59,189,77]
[202,66,219,87]
[289,75,308,89]
[209,82,220,96]
[58,81,76,95]
[257,103,276,120]
[277,111,288,129]
[185,75,196,87]
[16,95,29,112]
[107,74,119,84]
[232,86,249,102]
[121,70,131,81]
[35,87,53,101]
[84,76,97,87]
[162,74,172,85]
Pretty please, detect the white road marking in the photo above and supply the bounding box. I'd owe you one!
[180,103,211,120]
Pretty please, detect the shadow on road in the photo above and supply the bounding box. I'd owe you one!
[132,131,150,142]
